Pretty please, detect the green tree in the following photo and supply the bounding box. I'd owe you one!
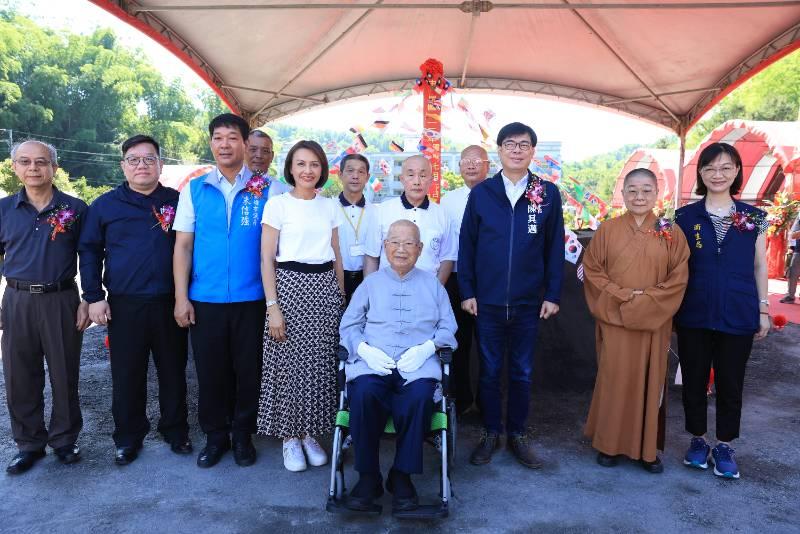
[0,157,110,203]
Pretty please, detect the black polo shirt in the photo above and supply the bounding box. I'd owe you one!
[0,186,87,284]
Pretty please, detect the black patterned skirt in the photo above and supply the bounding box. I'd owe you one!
[257,264,344,438]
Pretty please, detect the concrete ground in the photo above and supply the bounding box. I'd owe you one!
[0,323,798,534]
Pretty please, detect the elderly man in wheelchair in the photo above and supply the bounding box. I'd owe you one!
[332,219,457,517]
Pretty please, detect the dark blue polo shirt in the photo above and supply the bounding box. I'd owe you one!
[0,186,87,284]
[79,182,179,303]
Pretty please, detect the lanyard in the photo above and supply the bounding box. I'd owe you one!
[339,204,365,243]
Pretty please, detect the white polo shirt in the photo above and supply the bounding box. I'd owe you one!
[440,185,472,273]
[364,193,457,275]
[335,193,376,272]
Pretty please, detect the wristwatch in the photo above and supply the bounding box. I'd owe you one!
[266,299,278,307]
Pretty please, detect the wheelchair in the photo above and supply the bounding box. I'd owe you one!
[325,346,457,519]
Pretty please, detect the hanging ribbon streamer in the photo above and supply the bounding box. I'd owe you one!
[414,58,451,203]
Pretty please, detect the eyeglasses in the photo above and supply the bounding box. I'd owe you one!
[124,156,159,167]
[248,147,273,155]
[459,158,489,167]
[13,158,52,168]
[501,140,532,151]
[700,165,736,178]
[385,240,420,249]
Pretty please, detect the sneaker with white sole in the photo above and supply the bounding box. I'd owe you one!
[683,437,711,469]
[302,435,328,467]
[711,443,740,479]
[283,438,307,472]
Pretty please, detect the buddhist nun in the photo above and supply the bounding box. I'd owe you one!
[582,168,689,473]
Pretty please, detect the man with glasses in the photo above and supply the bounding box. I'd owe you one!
[441,145,490,414]
[458,122,564,468]
[79,135,191,466]
[0,140,90,474]
[364,155,456,284]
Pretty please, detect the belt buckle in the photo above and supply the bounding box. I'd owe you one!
[29,284,45,294]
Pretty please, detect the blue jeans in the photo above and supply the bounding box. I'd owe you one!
[475,303,539,435]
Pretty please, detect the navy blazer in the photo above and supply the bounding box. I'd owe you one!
[457,171,564,307]
[79,182,179,303]
[675,199,765,335]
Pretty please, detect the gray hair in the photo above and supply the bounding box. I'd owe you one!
[386,220,421,242]
[249,129,272,142]
[10,139,58,165]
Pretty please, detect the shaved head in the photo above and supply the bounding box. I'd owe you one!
[623,168,658,187]
[387,219,421,242]
[401,154,432,175]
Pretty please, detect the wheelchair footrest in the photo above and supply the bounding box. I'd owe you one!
[393,503,449,520]
[326,497,382,516]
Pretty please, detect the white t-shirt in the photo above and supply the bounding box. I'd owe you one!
[262,193,340,264]
[440,186,471,273]
[364,195,457,275]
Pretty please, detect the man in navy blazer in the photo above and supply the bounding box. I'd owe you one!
[458,122,564,468]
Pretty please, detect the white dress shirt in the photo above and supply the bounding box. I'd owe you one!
[502,172,528,207]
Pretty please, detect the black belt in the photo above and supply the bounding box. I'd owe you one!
[277,261,333,274]
[6,278,76,294]
[344,270,363,279]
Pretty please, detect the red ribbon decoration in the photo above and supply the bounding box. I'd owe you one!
[414,58,450,203]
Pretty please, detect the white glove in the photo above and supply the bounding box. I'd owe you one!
[357,342,396,376]
[396,340,436,374]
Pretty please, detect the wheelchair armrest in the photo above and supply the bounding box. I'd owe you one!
[336,345,350,362]
[437,347,453,364]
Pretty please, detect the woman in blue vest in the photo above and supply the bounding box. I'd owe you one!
[257,140,346,472]
[674,142,770,480]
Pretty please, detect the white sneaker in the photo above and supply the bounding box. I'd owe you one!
[301,435,328,467]
[283,438,307,472]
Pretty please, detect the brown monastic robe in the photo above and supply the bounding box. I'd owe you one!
[583,211,689,462]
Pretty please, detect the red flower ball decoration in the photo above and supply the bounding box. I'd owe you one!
[414,58,451,96]
[773,314,788,330]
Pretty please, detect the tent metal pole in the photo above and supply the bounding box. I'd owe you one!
[459,7,481,87]
[676,124,687,210]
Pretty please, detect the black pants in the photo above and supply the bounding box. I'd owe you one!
[107,295,189,447]
[445,275,475,410]
[1,286,83,451]
[343,270,364,306]
[677,327,753,442]
[191,299,265,445]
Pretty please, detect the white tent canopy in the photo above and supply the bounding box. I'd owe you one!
[92,1,800,134]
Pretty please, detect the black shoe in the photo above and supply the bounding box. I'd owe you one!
[115,445,141,466]
[197,441,230,468]
[508,433,543,469]
[6,450,46,475]
[385,469,419,513]
[641,456,664,474]
[54,444,81,465]
[233,439,256,467]
[469,431,500,465]
[345,473,384,511]
[596,452,618,467]
[169,438,193,455]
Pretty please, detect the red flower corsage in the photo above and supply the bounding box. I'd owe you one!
[731,210,762,232]
[524,177,546,209]
[45,204,78,241]
[245,173,270,198]
[651,217,674,241]
[152,204,176,233]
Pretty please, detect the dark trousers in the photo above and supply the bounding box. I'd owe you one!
[445,275,475,410]
[343,270,364,305]
[788,252,800,297]
[1,287,83,451]
[348,371,436,475]
[677,327,753,442]
[107,295,188,447]
[475,303,539,436]
[190,299,265,445]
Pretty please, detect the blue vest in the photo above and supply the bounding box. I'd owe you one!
[188,173,268,303]
[675,200,765,335]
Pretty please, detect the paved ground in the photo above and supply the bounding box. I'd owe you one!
[0,322,798,533]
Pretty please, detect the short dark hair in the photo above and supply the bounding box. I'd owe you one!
[695,142,743,196]
[623,167,658,186]
[340,153,370,173]
[208,113,249,140]
[496,122,537,147]
[121,135,160,157]
[284,140,329,188]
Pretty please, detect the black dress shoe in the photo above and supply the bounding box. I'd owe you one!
[54,444,81,465]
[596,452,618,467]
[169,438,193,455]
[6,450,46,475]
[233,439,256,467]
[115,445,141,466]
[345,473,384,511]
[641,456,664,474]
[386,469,419,513]
[197,441,230,468]
[508,433,543,469]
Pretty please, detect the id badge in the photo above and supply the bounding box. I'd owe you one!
[349,243,364,256]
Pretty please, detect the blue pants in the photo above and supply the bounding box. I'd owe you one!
[348,371,436,475]
[475,303,539,435]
